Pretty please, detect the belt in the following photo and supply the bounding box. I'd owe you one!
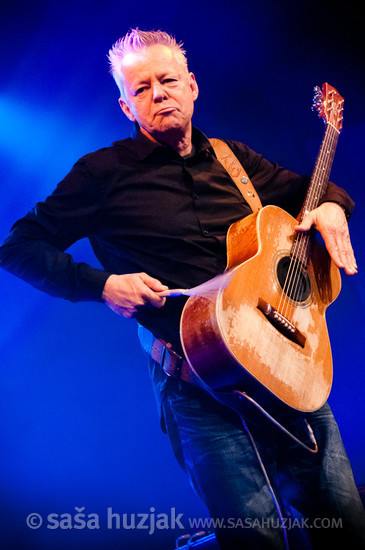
[150,338,198,385]
[138,325,198,385]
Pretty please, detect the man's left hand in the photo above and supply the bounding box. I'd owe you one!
[295,202,358,275]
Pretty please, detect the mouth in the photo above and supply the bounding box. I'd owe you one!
[155,107,176,116]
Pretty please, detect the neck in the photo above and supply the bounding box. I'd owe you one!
[139,125,193,156]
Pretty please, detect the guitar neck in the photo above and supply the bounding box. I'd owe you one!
[292,122,340,267]
[299,122,340,223]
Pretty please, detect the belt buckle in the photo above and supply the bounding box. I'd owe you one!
[160,340,183,378]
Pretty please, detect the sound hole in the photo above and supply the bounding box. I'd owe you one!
[276,256,311,303]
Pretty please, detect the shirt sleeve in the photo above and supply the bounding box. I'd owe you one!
[0,159,111,302]
[224,139,355,218]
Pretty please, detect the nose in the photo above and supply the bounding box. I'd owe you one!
[152,82,167,102]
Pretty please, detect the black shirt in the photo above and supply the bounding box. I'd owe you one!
[0,126,355,353]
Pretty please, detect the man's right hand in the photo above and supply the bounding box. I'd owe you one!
[102,273,168,318]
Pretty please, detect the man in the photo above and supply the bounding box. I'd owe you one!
[0,29,364,549]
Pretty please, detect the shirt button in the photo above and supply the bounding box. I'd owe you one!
[193,193,199,199]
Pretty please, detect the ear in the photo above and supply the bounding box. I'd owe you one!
[189,73,199,101]
[118,97,136,122]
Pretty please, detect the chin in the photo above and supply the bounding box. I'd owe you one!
[159,119,187,133]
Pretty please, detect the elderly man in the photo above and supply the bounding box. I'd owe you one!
[0,29,364,549]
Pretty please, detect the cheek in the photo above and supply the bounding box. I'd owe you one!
[182,96,195,117]
[133,101,151,120]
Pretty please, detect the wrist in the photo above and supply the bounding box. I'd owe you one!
[336,202,350,220]
[320,201,350,220]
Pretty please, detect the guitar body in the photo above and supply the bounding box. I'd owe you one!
[180,205,342,412]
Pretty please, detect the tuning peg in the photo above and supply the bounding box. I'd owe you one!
[312,85,323,114]
[311,99,322,112]
[312,86,322,103]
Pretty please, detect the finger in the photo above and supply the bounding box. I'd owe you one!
[334,234,358,275]
[142,289,166,309]
[327,223,356,273]
[320,227,357,275]
[318,204,358,274]
[118,309,136,319]
[324,235,345,269]
[138,273,168,308]
[106,301,138,318]
[139,272,169,292]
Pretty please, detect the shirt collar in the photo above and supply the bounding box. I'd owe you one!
[119,123,213,161]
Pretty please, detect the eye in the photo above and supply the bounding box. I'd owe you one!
[135,87,146,96]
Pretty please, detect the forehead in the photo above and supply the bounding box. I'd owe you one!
[121,44,176,68]
[119,45,183,82]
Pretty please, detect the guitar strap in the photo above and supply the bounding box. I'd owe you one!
[209,138,263,213]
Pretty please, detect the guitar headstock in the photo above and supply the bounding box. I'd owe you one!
[312,83,344,132]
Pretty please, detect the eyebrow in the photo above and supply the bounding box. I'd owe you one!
[131,70,180,87]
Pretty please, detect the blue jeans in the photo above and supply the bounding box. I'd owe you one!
[161,375,365,549]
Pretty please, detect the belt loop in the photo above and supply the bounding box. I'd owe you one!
[160,345,167,369]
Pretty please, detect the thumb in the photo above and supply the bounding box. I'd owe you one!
[295,211,317,233]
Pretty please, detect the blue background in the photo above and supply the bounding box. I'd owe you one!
[1,1,364,548]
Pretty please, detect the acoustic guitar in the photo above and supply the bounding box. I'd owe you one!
[180,83,345,414]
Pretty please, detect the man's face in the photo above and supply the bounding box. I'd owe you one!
[117,45,199,140]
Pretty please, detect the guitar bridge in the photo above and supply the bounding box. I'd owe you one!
[257,297,306,348]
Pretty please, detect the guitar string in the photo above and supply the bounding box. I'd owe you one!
[289,123,338,303]
[277,125,332,318]
[277,122,338,323]
[279,123,338,321]
[279,123,338,322]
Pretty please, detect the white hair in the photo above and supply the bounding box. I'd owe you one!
[108,28,188,97]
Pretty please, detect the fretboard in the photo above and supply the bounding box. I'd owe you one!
[292,122,340,267]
